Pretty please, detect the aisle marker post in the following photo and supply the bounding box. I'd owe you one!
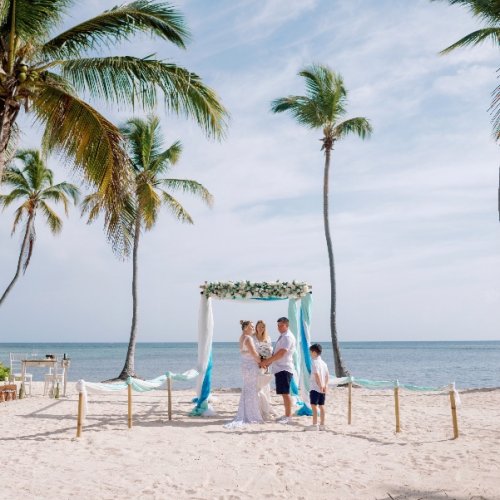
[76,391,83,438]
[394,380,401,433]
[449,383,459,439]
[127,383,132,429]
[348,377,352,425]
[167,376,172,421]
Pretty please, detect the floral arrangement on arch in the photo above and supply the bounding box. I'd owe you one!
[201,280,311,299]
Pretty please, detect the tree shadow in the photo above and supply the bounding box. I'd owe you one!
[377,487,489,499]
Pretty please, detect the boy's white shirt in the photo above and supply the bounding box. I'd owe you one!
[310,355,329,393]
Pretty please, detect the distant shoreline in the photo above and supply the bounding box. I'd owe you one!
[2,339,499,344]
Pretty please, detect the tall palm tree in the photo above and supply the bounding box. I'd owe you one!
[82,115,213,379]
[271,65,372,377]
[0,0,227,248]
[433,0,500,140]
[0,149,79,306]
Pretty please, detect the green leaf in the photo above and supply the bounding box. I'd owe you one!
[40,0,190,59]
[59,56,228,138]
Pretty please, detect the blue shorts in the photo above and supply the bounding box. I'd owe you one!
[275,371,293,394]
[310,390,326,406]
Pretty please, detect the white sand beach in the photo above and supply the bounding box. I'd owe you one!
[1,382,499,500]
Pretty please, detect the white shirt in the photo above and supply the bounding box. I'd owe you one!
[272,330,296,374]
[310,356,329,393]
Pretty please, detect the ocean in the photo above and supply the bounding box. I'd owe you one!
[1,341,499,390]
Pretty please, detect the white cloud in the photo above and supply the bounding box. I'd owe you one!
[0,0,499,343]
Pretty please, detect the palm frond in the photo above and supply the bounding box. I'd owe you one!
[0,0,8,29]
[39,200,62,234]
[59,57,228,138]
[31,82,132,251]
[299,65,347,120]
[137,180,162,229]
[270,96,325,129]
[1,166,30,190]
[0,188,31,208]
[150,140,182,173]
[334,117,373,140]
[159,178,213,207]
[42,182,79,205]
[1,0,71,42]
[440,27,500,53]
[11,204,27,234]
[40,1,189,59]
[40,187,69,215]
[160,190,194,224]
[490,72,500,140]
[15,149,53,190]
[4,123,20,166]
[80,192,105,225]
[81,192,137,257]
[120,115,163,171]
[271,65,350,128]
[432,0,500,22]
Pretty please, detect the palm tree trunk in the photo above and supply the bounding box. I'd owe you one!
[118,215,141,379]
[0,214,34,306]
[323,146,349,377]
[0,97,21,182]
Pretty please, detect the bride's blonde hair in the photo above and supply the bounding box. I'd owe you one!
[255,320,270,342]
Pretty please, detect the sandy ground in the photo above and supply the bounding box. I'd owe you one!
[1,382,499,500]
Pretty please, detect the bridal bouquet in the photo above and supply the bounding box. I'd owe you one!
[258,343,273,375]
[258,343,273,360]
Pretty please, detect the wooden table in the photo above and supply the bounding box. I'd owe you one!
[20,358,70,398]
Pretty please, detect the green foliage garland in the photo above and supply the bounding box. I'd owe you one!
[201,280,311,299]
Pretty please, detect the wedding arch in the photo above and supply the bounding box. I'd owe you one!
[191,280,314,416]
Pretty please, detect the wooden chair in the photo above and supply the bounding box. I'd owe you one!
[9,353,32,396]
[43,366,64,396]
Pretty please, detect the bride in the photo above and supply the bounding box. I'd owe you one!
[255,320,274,420]
[224,320,264,428]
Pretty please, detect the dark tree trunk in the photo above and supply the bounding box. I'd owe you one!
[117,215,141,380]
[323,145,349,378]
[0,213,34,306]
[0,95,21,182]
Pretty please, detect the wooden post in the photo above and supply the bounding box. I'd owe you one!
[348,381,352,425]
[449,387,459,439]
[167,377,172,421]
[394,381,401,433]
[76,392,83,438]
[127,384,132,429]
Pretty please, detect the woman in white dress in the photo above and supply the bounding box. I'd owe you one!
[224,320,264,428]
[255,320,274,420]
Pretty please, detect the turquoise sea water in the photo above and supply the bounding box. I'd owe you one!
[1,341,499,390]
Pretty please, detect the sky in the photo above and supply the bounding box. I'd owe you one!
[0,0,499,343]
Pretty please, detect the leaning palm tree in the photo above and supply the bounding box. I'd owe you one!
[82,115,213,379]
[0,0,227,250]
[433,0,500,140]
[0,149,79,306]
[271,65,372,377]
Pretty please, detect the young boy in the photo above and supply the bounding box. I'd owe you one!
[307,343,330,431]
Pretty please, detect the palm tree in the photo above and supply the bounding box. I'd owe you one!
[433,0,500,140]
[0,0,227,247]
[0,149,79,306]
[271,65,372,377]
[82,115,213,379]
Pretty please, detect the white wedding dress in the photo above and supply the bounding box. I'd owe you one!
[256,340,274,421]
[224,335,264,428]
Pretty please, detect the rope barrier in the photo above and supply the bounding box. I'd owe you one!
[75,369,198,437]
[329,376,461,438]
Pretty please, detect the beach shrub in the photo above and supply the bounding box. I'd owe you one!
[0,362,10,381]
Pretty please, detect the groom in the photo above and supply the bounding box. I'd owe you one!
[260,316,296,424]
